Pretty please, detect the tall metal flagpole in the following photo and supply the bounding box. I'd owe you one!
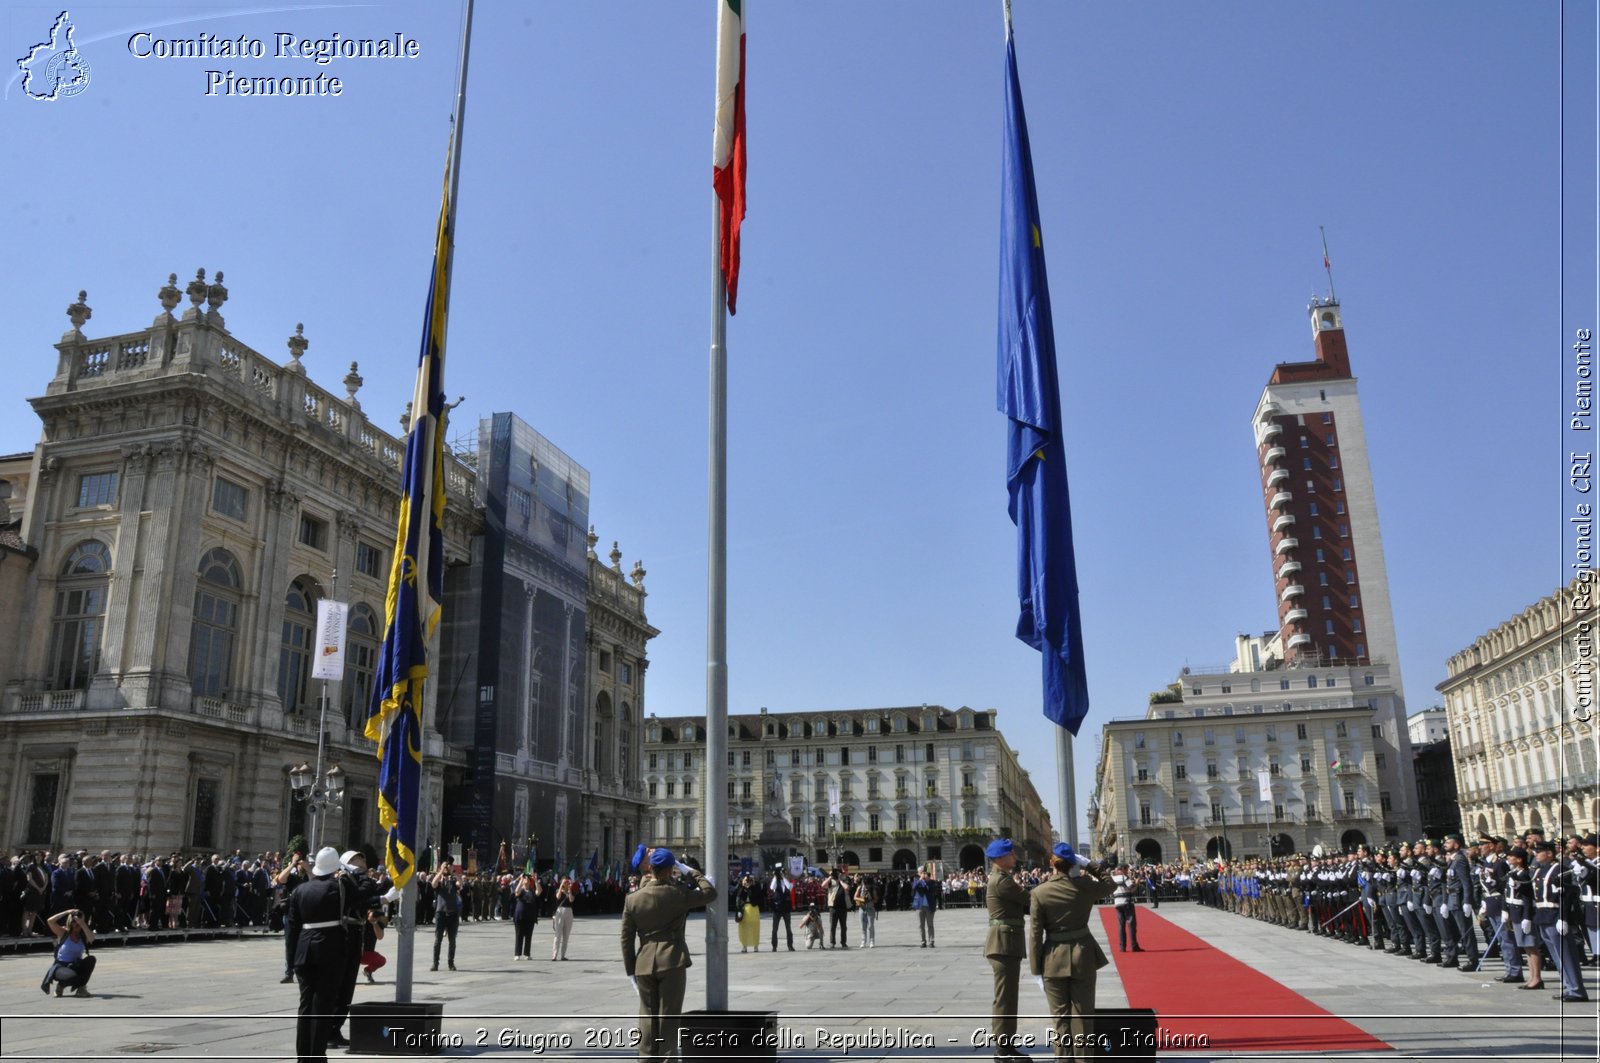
[396,0,474,1007]
[705,210,730,1011]
[1005,0,1078,855]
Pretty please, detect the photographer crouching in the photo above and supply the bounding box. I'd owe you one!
[40,908,96,997]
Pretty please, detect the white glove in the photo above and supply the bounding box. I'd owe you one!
[1074,854,1092,869]
[704,874,716,888]
[1556,919,1568,935]
[1500,910,1509,924]
[1034,975,1045,993]
[1068,866,1083,879]
[675,862,693,876]
[1573,864,1589,883]
[1520,918,1532,935]
[382,886,402,903]
[1406,901,1415,912]
[1438,904,1448,918]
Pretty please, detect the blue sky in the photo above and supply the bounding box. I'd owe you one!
[2,1,1590,841]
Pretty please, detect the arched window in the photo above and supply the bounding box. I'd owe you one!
[50,540,111,690]
[278,576,320,713]
[343,603,379,725]
[190,548,241,696]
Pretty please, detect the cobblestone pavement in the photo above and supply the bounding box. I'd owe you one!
[1,902,1594,1061]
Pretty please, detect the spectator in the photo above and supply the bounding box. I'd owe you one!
[511,873,541,960]
[733,874,762,954]
[41,907,96,997]
[912,867,938,947]
[550,878,576,961]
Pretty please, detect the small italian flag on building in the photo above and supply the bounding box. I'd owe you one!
[1329,757,1342,771]
[714,0,747,313]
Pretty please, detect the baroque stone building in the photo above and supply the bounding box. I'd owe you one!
[1091,634,1406,863]
[642,704,1053,873]
[0,275,654,863]
[1437,573,1597,839]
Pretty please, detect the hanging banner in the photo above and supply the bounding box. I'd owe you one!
[787,855,804,879]
[312,599,349,680]
[827,785,840,817]
[1257,769,1272,803]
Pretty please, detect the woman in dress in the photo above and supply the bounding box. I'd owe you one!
[549,878,576,960]
[512,873,542,960]
[733,874,762,953]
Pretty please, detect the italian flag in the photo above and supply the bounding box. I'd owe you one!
[1329,757,1342,771]
[714,0,747,313]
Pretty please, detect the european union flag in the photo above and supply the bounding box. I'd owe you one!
[997,29,1090,735]
[365,143,456,891]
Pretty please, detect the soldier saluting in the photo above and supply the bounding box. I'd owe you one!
[620,848,717,1063]
[983,838,1029,1062]
[1028,843,1115,1063]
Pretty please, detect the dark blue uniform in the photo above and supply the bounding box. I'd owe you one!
[287,875,349,1063]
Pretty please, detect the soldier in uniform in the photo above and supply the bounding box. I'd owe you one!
[1531,840,1589,1003]
[1396,843,1427,959]
[1028,843,1116,1063]
[1577,833,1598,962]
[983,838,1029,1061]
[286,847,350,1063]
[620,848,717,1063]
[1442,833,1479,969]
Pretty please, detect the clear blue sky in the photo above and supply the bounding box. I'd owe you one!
[2,2,1588,841]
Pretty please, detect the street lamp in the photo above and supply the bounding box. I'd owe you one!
[291,761,346,850]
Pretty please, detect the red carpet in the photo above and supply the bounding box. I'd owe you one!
[1099,907,1391,1053]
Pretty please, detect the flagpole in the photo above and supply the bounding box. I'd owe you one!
[1320,225,1337,303]
[397,0,474,1007]
[705,202,731,1012]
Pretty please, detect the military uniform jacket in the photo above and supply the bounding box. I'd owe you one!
[620,871,718,977]
[287,875,349,968]
[984,870,1028,959]
[1028,869,1115,978]
[1443,852,1474,910]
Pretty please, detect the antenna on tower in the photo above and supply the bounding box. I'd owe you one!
[1319,225,1337,305]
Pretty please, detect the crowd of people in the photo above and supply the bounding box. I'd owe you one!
[1190,827,1597,1004]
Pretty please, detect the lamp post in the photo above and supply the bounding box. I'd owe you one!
[290,760,346,851]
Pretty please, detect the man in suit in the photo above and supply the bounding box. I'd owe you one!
[620,848,717,1063]
[825,868,851,949]
[286,847,351,1063]
[983,838,1030,1061]
[1029,843,1116,1062]
[767,866,795,951]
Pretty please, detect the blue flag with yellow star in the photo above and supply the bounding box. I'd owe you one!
[365,140,455,891]
[997,28,1090,735]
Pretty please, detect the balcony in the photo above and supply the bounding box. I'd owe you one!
[1288,634,1313,649]
[1283,605,1307,622]
[1270,491,1293,510]
[1334,807,1375,822]
[1132,774,1159,787]
[1258,422,1284,444]
[1258,401,1284,422]
[1264,445,1286,464]
[15,690,86,713]
[1280,583,1305,601]
[1274,536,1299,555]
[1272,513,1297,533]
[1334,762,1362,775]
[1266,467,1289,486]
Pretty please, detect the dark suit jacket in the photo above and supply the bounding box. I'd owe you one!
[287,875,348,967]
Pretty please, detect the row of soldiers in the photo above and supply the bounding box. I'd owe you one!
[1206,829,1596,1003]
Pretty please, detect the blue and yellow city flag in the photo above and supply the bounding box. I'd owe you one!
[365,139,456,892]
[997,24,1090,735]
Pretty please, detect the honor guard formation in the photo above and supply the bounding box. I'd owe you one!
[1192,828,1596,1004]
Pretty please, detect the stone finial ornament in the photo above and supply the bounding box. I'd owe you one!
[186,269,208,309]
[66,290,92,332]
[286,323,308,375]
[400,401,413,433]
[610,541,623,570]
[587,526,599,560]
[344,362,363,408]
[630,560,646,588]
[158,274,182,314]
[206,270,228,313]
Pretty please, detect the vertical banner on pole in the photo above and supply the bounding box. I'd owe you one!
[312,600,349,680]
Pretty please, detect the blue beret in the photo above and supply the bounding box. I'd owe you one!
[650,848,675,868]
[1052,842,1076,862]
[985,838,1014,859]
[630,843,648,871]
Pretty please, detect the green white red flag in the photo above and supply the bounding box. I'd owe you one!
[714,0,746,313]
